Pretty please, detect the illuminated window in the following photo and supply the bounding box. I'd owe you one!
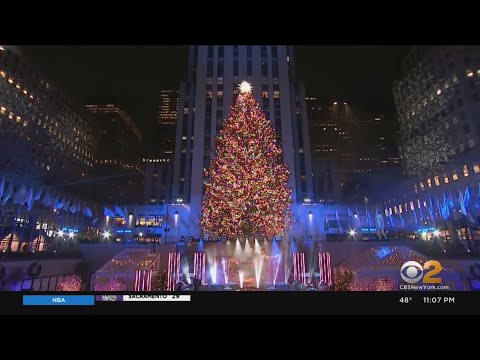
[453,116,458,124]
[207,77,213,85]
[399,205,403,214]
[217,91,223,98]
[474,163,480,174]
[434,176,440,186]
[389,207,392,215]
[466,69,474,77]
[16,116,21,123]
[23,89,27,95]
[273,91,280,99]
[417,199,421,209]
[452,171,459,181]
[0,71,5,78]
[453,74,458,83]
[423,200,427,208]
[217,77,223,85]
[8,112,13,120]
[410,201,414,211]
[420,182,425,191]
[463,165,469,177]
[414,184,418,193]
[0,107,5,114]
[299,148,304,154]
[436,89,442,95]
[150,199,156,204]
[8,78,13,84]
[16,83,21,89]
[262,91,268,98]
[469,138,475,148]
[206,91,212,99]
[394,206,398,214]
[183,108,188,114]
[427,178,432,188]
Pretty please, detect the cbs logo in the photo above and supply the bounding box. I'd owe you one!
[400,260,443,284]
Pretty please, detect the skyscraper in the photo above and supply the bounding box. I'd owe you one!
[155,90,178,156]
[85,103,142,161]
[85,104,144,203]
[0,45,98,187]
[394,46,480,177]
[307,97,393,202]
[157,90,179,127]
[172,46,313,233]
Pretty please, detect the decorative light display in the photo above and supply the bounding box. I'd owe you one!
[349,277,396,291]
[400,132,454,177]
[200,82,293,237]
[94,276,126,291]
[333,267,354,291]
[56,275,82,291]
[152,268,168,291]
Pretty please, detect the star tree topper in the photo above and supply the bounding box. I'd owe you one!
[238,81,252,94]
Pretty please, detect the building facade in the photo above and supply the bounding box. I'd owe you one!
[382,46,480,241]
[394,46,480,178]
[306,97,396,202]
[0,45,99,187]
[143,157,173,205]
[84,104,144,203]
[157,90,179,127]
[85,103,142,161]
[171,46,314,236]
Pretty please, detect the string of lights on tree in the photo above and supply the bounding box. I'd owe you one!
[200,81,293,238]
[55,275,82,291]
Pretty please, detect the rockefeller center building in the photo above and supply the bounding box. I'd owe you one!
[171,46,314,235]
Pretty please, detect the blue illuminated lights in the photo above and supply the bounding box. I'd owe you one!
[115,229,132,234]
[62,227,79,233]
[416,227,435,233]
[375,247,392,259]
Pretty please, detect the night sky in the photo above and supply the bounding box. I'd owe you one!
[21,45,409,138]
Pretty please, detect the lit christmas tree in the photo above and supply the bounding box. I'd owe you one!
[200,81,293,238]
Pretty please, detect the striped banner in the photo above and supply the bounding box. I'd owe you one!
[319,252,333,286]
[292,252,306,285]
[134,269,153,291]
[193,252,206,284]
[167,253,181,291]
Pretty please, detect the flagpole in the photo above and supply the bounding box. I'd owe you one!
[19,185,32,246]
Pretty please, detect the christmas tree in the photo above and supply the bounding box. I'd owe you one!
[200,81,292,237]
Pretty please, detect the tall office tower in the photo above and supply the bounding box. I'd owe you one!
[143,157,172,205]
[0,45,98,187]
[156,90,179,156]
[85,104,144,203]
[157,90,179,127]
[307,97,392,202]
[172,46,314,230]
[85,103,142,161]
[393,46,480,178]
